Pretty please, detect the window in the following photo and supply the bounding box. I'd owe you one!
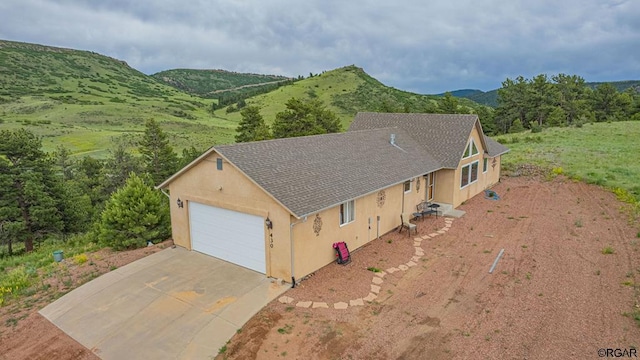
[470,162,479,182]
[483,158,488,173]
[461,161,479,188]
[216,158,223,170]
[463,139,479,159]
[403,180,411,193]
[339,200,355,226]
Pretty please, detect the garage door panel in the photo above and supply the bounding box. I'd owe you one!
[189,202,265,273]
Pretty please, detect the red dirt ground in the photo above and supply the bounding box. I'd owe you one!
[2,175,639,360]
[218,175,640,360]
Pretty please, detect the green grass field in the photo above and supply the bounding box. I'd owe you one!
[497,121,640,201]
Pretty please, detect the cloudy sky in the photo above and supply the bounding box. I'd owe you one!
[1,0,639,93]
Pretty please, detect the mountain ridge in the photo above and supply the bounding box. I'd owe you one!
[445,80,640,107]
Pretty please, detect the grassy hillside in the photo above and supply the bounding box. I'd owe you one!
[0,41,488,156]
[0,40,236,156]
[220,65,489,130]
[497,121,640,202]
[4,39,640,160]
[152,68,292,98]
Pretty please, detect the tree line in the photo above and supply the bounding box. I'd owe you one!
[0,119,199,256]
[234,97,342,142]
[1,97,340,257]
[492,74,640,134]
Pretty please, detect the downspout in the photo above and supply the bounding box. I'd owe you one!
[289,216,307,288]
[160,189,170,198]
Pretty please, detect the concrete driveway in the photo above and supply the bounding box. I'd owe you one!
[39,247,289,359]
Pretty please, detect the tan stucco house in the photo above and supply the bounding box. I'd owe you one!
[157,112,509,284]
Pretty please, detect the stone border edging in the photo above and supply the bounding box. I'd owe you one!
[278,217,455,310]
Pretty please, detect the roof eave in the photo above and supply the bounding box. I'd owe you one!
[155,146,217,189]
[487,148,511,158]
[295,165,445,219]
[215,150,301,220]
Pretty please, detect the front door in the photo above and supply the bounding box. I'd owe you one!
[426,172,435,202]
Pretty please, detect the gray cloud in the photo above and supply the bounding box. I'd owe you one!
[1,0,638,93]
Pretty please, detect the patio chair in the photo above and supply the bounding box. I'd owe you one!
[418,201,439,218]
[399,213,417,237]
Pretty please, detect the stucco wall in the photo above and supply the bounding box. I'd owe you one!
[432,169,455,204]
[451,125,503,207]
[166,152,292,279]
[165,152,428,281]
[290,179,424,279]
[164,132,503,280]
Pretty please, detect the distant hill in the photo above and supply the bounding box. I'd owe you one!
[0,40,235,156]
[219,65,491,130]
[585,80,640,93]
[0,40,491,156]
[446,80,640,108]
[152,68,293,98]
[438,89,483,98]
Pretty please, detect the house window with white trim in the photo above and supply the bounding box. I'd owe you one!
[403,180,411,193]
[463,139,479,159]
[339,200,355,226]
[461,161,479,188]
[483,157,488,173]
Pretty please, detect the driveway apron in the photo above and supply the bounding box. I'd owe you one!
[40,247,288,359]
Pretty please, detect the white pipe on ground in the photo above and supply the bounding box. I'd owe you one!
[489,248,505,274]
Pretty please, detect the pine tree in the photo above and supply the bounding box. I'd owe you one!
[552,74,588,126]
[96,173,170,250]
[591,83,623,122]
[272,98,341,139]
[139,119,178,185]
[235,106,272,142]
[0,129,63,253]
[495,76,530,133]
[509,119,525,133]
[102,143,142,196]
[440,92,459,114]
[179,146,202,168]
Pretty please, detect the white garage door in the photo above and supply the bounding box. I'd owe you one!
[189,202,266,274]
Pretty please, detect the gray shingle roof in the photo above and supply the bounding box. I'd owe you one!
[158,112,509,219]
[483,135,510,157]
[216,128,441,218]
[350,112,508,167]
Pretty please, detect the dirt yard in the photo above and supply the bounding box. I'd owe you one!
[218,175,640,360]
[0,240,173,360]
[1,175,639,360]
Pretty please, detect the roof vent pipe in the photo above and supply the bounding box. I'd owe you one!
[390,133,396,145]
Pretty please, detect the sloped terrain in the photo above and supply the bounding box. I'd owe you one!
[219,175,640,360]
[0,176,638,359]
[0,40,231,155]
[222,65,490,130]
[152,68,292,98]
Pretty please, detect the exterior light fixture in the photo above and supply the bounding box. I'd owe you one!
[265,217,273,229]
[176,198,184,208]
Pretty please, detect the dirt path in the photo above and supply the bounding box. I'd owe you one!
[207,79,292,95]
[219,176,640,360]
